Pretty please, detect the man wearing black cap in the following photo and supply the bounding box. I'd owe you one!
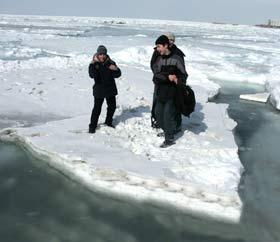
[150,32,186,131]
[150,32,185,70]
[88,45,121,133]
[152,35,188,148]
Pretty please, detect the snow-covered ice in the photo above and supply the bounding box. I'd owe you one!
[1,14,279,223]
[0,65,242,222]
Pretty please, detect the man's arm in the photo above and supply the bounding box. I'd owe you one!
[150,48,160,73]
[111,67,121,78]
[89,60,105,84]
[108,60,121,78]
[153,72,172,85]
[175,56,188,85]
[89,62,99,79]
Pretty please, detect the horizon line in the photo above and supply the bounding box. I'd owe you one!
[0,12,256,26]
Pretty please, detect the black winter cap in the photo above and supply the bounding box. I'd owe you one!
[155,35,170,46]
[97,45,107,55]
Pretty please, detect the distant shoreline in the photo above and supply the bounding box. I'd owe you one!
[255,24,280,29]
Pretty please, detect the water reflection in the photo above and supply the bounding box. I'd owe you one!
[0,141,243,242]
[213,81,280,242]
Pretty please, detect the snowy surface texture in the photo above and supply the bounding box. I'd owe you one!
[1,14,279,222]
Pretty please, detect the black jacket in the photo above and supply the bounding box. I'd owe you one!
[89,56,121,98]
[150,44,185,72]
[152,52,188,102]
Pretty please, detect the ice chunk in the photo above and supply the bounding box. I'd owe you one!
[240,93,270,103]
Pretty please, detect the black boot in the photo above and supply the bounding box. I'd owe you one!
[105,121,115,128]
[89,125,96,134]
[160,139,175,148]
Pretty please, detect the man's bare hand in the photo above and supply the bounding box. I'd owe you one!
[109,64,118,71]
[168,75,178,84]
[168,75,174,81]
[173,75,178,84]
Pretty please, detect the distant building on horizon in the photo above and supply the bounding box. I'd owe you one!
[267,19,280,27]
[256,19,280,29]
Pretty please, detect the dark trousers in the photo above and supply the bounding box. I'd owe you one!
[176,112,182,129]
[90,96,116,129]
[151,89,158,124]
[155,99,177,141]
[152,86,181,129]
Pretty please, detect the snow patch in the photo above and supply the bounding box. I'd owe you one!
[112,46,153,68]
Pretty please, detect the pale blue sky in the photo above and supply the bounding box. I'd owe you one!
[0,0,279,24]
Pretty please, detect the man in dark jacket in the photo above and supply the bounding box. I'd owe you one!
[150,32,186,130]
[150,32,185,70]
[152,35,188,148]
[88,45,121,133]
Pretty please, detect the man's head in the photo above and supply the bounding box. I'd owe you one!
[96,45,107,62]
[155,35,170,56]
[165,32,175,47]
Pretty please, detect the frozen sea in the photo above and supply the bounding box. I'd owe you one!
[0,14,280,241]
